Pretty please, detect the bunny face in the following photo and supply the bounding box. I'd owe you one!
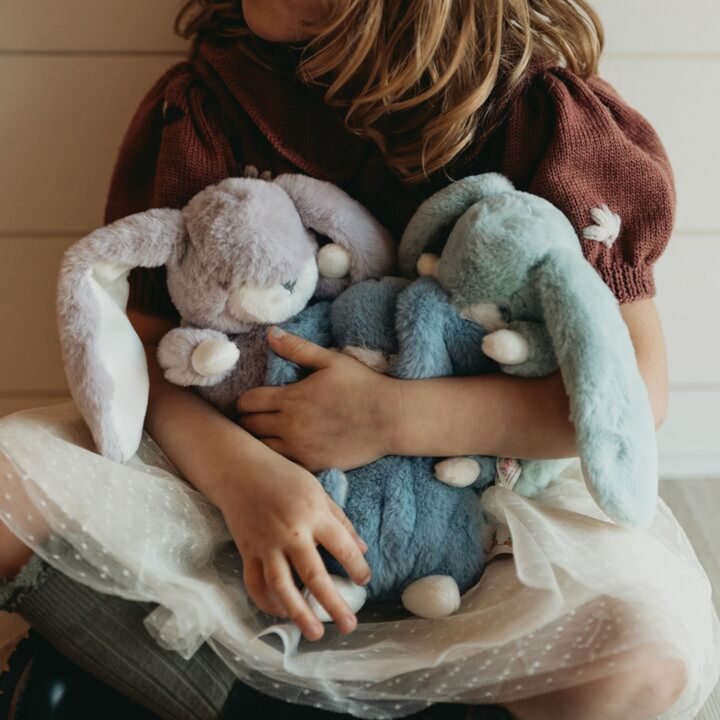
[433,192,580,317]
[57,173,396,463]
[168,178,320,332]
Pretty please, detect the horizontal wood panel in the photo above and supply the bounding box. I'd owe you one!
[0,395,70,418]
[655,234,720,385]
[2,56,717,237]
[0,0,187,52]
[2,1,718,56]
[599,57,720,234]
[0,55,180,234]
[0,232,718,393]
[658,390,720,479]
[0,237,74,392]
[596,0,720,55]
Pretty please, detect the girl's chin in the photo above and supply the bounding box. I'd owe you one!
[241,0,321,43]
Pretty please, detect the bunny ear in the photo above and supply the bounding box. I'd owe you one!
[398,173,515,277]
[532,249,658,527]
[273,174,396,291]
[57,209,185,462]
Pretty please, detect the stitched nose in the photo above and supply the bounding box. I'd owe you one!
[281,279,297,293]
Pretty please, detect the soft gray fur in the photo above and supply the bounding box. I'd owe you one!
[58,173,395,462]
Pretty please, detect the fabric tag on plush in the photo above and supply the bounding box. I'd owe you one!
[484,524,514,560]
[495,457,522,490]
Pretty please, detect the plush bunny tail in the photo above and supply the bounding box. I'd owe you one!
[57,209,184,462]
[398,173,515,277]
[273,174,397,285]
[534,249,659,527]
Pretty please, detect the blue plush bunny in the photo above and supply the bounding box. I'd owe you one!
[267,173,658,620]
[266,281,500,619]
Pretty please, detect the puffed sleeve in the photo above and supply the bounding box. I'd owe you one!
[497,66,676,303]
[104,62,236,318]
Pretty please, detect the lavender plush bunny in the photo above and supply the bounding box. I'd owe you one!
[57,172,395,463]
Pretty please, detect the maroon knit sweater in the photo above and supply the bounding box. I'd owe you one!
[105,38,676,320]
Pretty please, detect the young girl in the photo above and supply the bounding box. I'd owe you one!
[1,1,719,718]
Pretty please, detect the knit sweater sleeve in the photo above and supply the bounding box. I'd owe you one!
[496,66,676,303]
[104,61,237,319]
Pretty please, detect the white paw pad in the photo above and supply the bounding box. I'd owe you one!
[401,575,461,619]
[191,339,240,377]
[482,329,529,365]
[434,457,481,487]
[303,575,368,623]
[318,244,351,279]
[342,346,391,373]
[417,253,441,278]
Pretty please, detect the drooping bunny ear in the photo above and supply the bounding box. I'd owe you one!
[57,209,186,463]
[273,174,396,294]
[399,173,515,277]
[532,248,658,527]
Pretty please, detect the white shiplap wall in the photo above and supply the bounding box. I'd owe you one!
[0,0,718,476]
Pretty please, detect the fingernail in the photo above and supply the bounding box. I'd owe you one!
[360,573,371,586]
[307,623,323,641]
[269,325,285,338]
[342,614,356,632]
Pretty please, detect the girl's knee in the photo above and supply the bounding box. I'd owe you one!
[629,655,688,718]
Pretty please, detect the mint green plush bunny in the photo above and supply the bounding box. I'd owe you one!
[399,173,658,527]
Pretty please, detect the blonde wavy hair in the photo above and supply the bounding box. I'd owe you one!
[176,1,604,182]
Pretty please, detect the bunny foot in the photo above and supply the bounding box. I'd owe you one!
[303,575,368,622]
[482,329,529,365]
[434,457,481,487]
[342,346,392,373]
[401,576,461,619]
[191,339,240,377]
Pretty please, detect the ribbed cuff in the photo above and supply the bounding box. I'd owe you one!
[599,263,657,304]
[0,553,52,613]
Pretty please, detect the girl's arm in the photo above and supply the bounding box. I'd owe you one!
[128,309,372,642]
[236,299,667,469]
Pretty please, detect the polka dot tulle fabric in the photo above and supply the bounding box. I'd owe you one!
[1,403,718,718]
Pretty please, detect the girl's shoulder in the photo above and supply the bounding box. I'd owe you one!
[457,62,676,303]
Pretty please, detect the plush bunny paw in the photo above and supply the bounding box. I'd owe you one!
[191,339,240,377]
[303,575,368,623]
[482,329,529,365]
[401,575,461,619]
[342,346,392,373]
[434,457,481,487]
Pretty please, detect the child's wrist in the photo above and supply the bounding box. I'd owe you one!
[374,376,413,458]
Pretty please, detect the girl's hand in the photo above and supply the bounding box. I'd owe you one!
[218,448,371,642]
[236,328,400,472]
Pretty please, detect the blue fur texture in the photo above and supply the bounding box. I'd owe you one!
[266,172,659,611]
[267,278,498,605]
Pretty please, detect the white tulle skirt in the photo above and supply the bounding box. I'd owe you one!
[0,402,718,719]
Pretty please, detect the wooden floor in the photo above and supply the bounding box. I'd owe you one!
[1,479,719,718]
[659,479,720,719]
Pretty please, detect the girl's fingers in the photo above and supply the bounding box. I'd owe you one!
[327,503,369,553]
[237,412,281,439]
[263,553,325,641]
[243,557,286,617]
[236,386,283,414]
[287,543,357,635]
[316,520,372,588]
